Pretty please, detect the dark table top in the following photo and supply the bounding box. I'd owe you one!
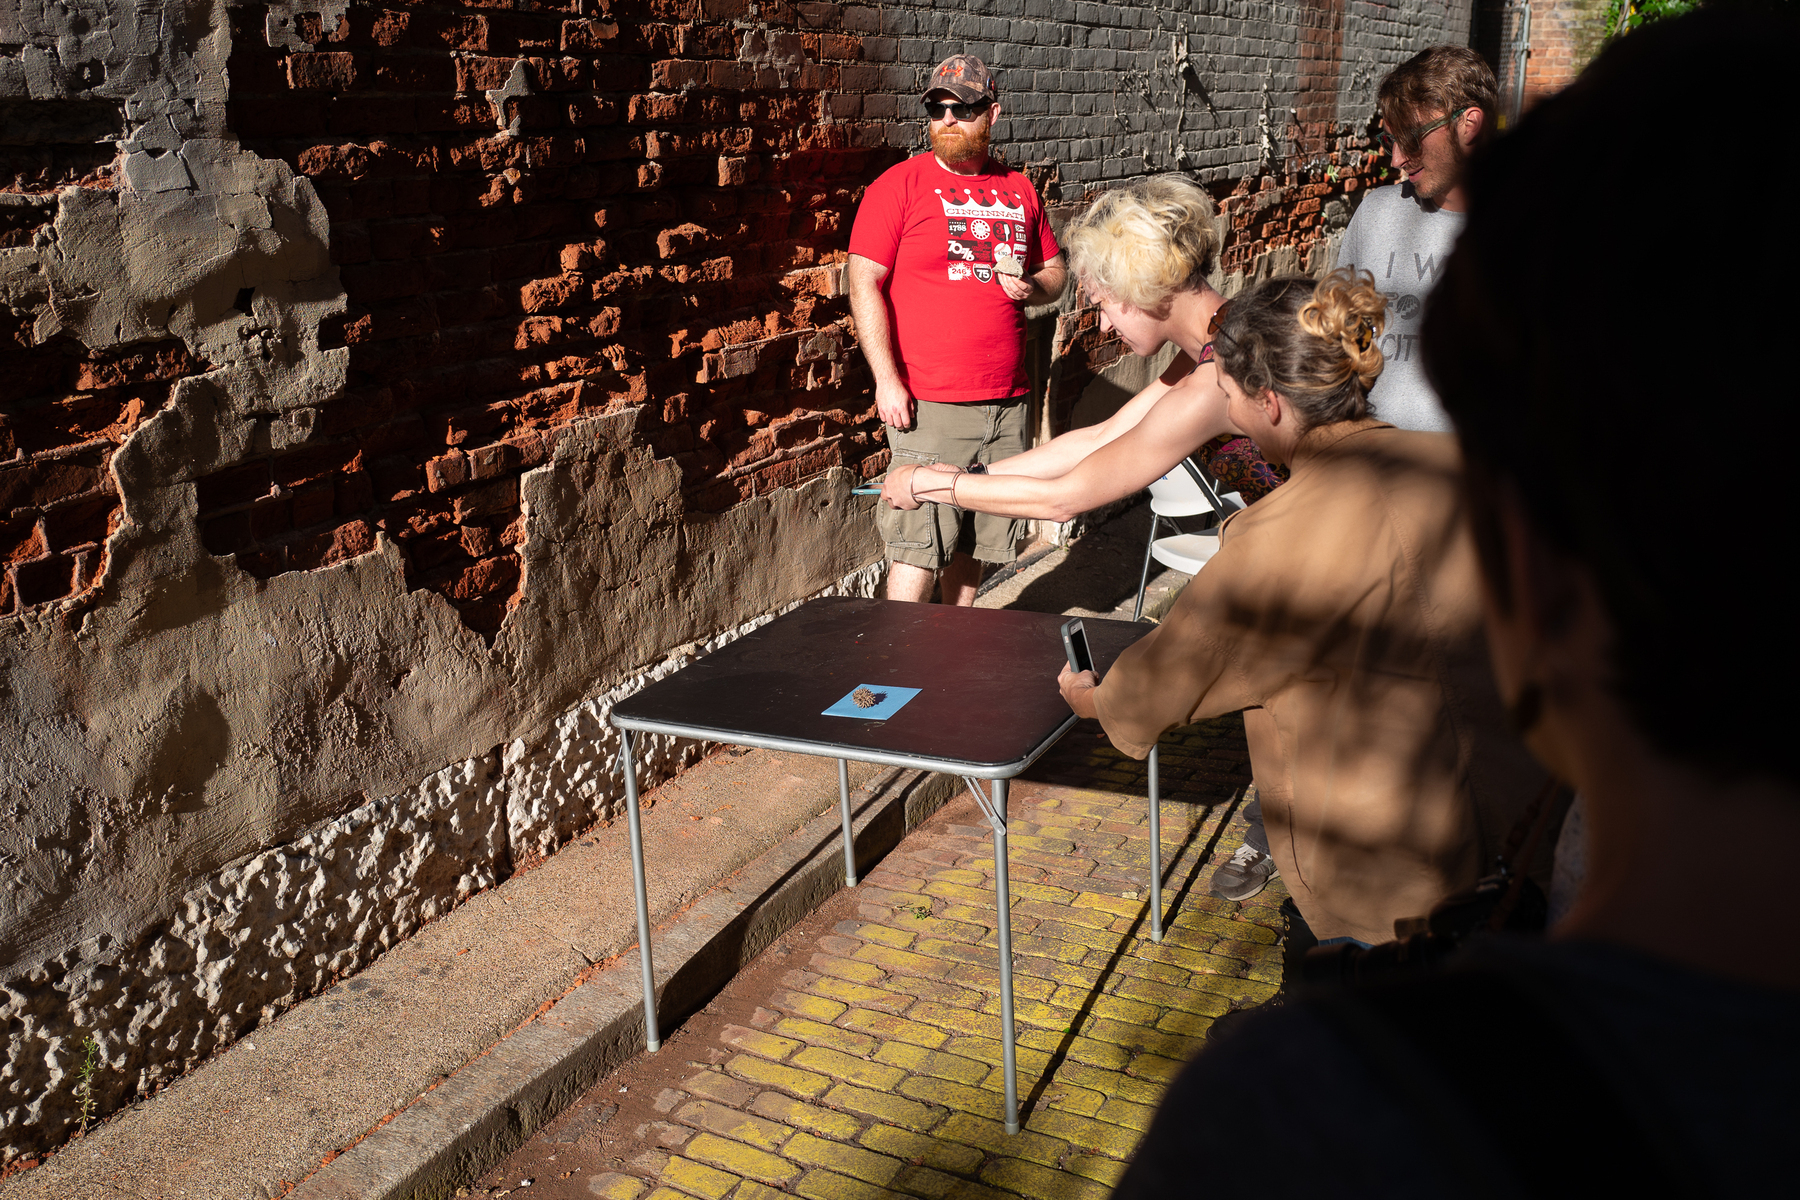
[612,596,1146,777]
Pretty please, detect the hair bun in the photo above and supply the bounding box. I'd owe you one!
[1299,268,1387,391]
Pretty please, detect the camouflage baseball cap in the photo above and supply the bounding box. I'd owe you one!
[923,55,997,104]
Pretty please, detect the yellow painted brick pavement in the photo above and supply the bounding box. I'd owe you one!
[608,719,1284,1199]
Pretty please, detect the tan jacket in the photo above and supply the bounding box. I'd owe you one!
[1094,420,1548,943]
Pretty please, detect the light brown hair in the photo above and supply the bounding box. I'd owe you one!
[1377,46,1498,144]
[1213,269,1387,430]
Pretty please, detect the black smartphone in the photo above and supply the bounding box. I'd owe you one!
[1061,617,1094,675]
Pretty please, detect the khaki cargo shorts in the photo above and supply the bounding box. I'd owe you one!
[877,396,1029,571]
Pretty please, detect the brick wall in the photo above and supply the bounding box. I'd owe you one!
[1473,0,1608,119]
[4,0,1463,632]
[0,325,198,617]
[0,0,1472,1163]
[1521,0,1609,105]
[204,0,890,637]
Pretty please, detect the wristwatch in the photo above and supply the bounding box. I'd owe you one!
[965,462,988,474]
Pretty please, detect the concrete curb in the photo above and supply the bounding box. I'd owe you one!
[294,765,958,1200]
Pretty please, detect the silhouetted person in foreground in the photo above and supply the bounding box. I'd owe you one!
[1112,9,1800,1195]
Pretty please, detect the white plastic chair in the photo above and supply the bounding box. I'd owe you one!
[1132,457,1243,621]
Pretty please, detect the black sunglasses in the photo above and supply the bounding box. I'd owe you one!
[923,98,994,121]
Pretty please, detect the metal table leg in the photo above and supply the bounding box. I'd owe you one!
[838,758,858,886]
[621,729,660,1051]
[965,776,1019,1136]
[1148,742,1163,944]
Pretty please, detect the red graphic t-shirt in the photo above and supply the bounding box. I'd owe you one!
[848,153,1060,404]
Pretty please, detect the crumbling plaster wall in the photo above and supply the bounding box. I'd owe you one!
[1,0,879,1156]
[2,0,1470,1161]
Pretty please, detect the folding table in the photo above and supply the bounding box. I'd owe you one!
[611,596,1149,1134]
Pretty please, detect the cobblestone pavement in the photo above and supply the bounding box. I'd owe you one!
[471,715,1291,1200]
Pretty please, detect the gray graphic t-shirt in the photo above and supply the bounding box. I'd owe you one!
[1333,185,1464,433]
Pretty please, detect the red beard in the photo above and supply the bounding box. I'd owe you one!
[931,122,991,168]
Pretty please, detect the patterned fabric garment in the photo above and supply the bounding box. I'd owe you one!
[1199,435,1290,504]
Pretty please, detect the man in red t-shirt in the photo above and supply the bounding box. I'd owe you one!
[847,55,1067,604]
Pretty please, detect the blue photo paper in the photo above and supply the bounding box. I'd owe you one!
[823,684,921,721]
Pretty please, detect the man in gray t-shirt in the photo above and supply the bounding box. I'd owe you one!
[1334,47,1498,433]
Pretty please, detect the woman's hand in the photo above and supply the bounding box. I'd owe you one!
[882,462,961,509]
[881,463,920,509]
[1058,663,1099,718]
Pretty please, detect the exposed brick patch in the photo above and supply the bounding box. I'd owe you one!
[0,194,58,249]
[0,330,198,619]
[7,0,1456,636]
[1520,0,1610,108]
[218,0,891,637]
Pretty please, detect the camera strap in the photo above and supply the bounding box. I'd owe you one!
[1308,967,1707,1200]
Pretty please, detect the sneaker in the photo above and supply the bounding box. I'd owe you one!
[1210,843,1278,901]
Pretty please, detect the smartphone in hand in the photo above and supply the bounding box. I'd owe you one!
[1061,618,1094,675]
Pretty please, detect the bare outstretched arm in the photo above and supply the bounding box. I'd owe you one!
[881,356,1238,522]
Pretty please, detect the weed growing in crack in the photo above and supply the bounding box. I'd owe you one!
[74,1033,100,1135]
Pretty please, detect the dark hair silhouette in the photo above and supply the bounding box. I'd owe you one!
[1422,6,1798,786]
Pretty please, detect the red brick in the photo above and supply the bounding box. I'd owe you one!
[296,142,388,183]
[456,55,525,92]
[649,59,707,90]
[42,494,113,551]
[325,94,418,135]
[73,342,195,391]
[2,515,44,565]
[562,18,619,50]
[369,9,411,47]
[335,469,375,516]
[453,479,519,522]
[289,51,361,91]
[237,546,288,579]
[291,519,377,570]
[445,553,522,602]
[467,441,519,480]
[409,12,488,51]
[249,496,292,540]
[273,443,359,487]
[507,430,552,469]
[424,451,469,492]
[567,95,620,127]
[291,482,336,529]
[331,224,372,264]
[520,275,584,313]
[706,60,755,90]
[459,523,497,557]
[202,511,253,557]
[71,543,104,589]
[12,553,75,606]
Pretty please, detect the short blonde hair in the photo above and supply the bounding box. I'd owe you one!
[1065,176,1218,313]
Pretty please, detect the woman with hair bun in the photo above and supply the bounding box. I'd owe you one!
[1060,268,1550,948]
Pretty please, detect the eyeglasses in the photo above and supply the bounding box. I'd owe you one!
[1377,107,1469,154]
[923,98,994,121]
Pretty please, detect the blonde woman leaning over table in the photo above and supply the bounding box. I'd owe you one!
[878,174,1252,523]
[1059,269,1551,947]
